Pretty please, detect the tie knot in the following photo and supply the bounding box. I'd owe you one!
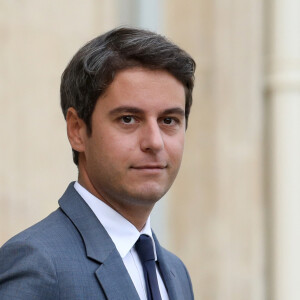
[135,234,155,262]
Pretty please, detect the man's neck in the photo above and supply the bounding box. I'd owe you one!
[77,172,153,231]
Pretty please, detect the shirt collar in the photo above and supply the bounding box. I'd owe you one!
[74,182,157,260]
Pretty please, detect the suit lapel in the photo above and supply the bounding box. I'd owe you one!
[95,249,139,300]
[153,234,182,300]
[58,183,140,300]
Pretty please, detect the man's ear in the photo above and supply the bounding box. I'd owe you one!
[66,108,87,153]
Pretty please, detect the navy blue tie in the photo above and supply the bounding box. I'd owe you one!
[135,234,162,300]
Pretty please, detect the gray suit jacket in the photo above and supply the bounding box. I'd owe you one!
[0,183,194,300]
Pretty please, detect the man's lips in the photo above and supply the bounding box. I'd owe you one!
[130,165,166,175]
[130,164,167,170]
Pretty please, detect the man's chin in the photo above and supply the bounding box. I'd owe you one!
[123,183,169,206]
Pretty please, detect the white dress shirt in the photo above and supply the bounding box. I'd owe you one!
[74,182,169,300]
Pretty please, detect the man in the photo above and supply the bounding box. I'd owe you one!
[0,27,195,300]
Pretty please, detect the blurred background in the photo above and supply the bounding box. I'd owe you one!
[1,0,300,299]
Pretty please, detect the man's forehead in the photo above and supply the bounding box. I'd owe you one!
[108,67,184,89]
[97,67,186,110]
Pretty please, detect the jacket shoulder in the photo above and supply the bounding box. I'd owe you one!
[3,208,75,246]
[0,208,84,300]
[0,210,65,299]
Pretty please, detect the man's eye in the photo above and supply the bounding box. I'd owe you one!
[121,116,134,124]
[163,118,175,125]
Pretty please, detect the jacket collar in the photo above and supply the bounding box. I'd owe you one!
[59,182,114,262]
[58,182,140,299]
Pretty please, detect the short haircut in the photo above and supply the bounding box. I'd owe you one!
[60,27,196,165]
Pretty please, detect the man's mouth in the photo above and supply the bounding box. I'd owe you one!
[130,164,167,173]
[131,164,167,169]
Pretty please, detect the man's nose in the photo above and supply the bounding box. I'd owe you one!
[140,121,164,153]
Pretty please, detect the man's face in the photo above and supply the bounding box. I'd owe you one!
[79,67,186,210]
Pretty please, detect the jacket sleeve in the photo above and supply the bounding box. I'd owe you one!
[0,238,59,300]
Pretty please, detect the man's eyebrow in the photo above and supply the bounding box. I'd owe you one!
[108,106,185,116]
[109,106,144,116]
[162,107,185,116]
